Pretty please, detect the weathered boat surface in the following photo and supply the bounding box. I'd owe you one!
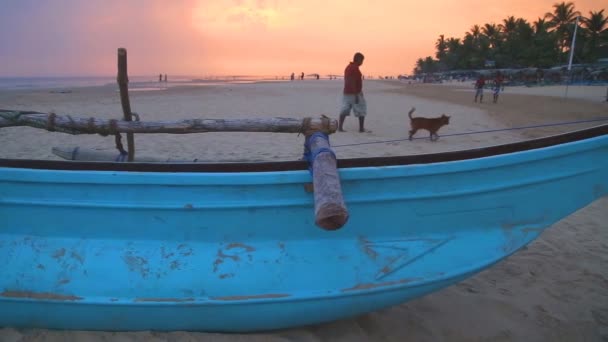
[0,126,607,332]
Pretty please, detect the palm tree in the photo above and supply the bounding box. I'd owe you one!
[544,1,581,55]
[435,34,447,60]
[446,38,461,52]
[414,58,425,75]
[513,19,535,66]
[533,18,550,34]
[581,10,608,62]
[500,16,518,36]
[460,34,481,69]
[444,37,462,69]
[482,23,501,49]
[498,16,520,67]
[413,57,438,75]
[468,24,482,46]
[515,18,534,41]
[532,18,559,67]
[462,24,491,68]
[423,57,437,73]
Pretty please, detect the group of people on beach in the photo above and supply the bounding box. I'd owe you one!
[290,72,321,81]
[474,72,504,104]
[290,72,305,81]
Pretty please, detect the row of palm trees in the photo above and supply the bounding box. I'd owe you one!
[413,2,607,74]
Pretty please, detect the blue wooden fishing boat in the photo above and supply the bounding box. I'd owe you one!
[1,124,607,332]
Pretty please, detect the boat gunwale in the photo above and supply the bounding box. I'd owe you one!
[0,124,607,173]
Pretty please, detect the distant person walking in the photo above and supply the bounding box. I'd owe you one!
[339,52,369,133]
[290,72,295,81]
[300,72,304,80]
[493,72,504,103]
[164,74,168,82]
[159,74,162,82]
[474,75,485,103]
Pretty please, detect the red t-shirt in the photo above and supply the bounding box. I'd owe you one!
[344,62,362,94]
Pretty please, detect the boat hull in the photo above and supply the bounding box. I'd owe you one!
[1,134,607,331]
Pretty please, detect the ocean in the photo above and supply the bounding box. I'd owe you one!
[0,75,290,91]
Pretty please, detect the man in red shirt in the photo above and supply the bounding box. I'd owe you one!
[339,52,368,132]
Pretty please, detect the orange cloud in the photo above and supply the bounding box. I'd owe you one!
[192,0,300,34]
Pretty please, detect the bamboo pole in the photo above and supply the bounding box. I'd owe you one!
[117,48,135,161]
[0,111,337,135]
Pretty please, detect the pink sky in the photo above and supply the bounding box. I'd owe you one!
[0,0,603,77]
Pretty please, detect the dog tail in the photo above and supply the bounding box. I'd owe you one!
[408,107,416,119]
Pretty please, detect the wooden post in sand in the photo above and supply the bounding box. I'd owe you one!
[303,121,349,230]
[117,48,135,161]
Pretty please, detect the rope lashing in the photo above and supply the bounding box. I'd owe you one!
[46,112,57,132]
[303,131,336,174]
[299,115,333,136]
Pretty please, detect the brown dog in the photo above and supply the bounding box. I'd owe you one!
[408,107,450,141]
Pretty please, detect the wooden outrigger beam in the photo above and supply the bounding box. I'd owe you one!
[0,111,337,135]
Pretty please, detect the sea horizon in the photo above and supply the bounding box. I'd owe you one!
[0,74,307,91]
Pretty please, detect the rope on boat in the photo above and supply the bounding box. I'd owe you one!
[299,115,333,136]
[333,116,608,148]
[303,132,336,174]
[46,113,57,131]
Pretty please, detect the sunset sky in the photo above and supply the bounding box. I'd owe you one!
[0,0,603,77]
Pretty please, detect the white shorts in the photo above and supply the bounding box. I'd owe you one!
[340,93,367,117]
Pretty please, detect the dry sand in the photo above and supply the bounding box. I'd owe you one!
[0,80,607,341]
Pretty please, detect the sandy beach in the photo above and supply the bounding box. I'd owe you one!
[0,80,607,341]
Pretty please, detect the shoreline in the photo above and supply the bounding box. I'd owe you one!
[0,76,320,92]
